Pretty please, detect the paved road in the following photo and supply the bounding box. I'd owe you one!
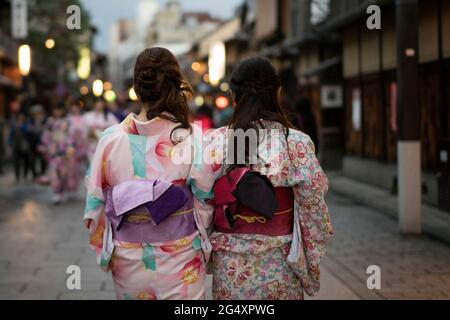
[0,173,449,300]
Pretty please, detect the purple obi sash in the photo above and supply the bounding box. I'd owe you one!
[105,179,196,243]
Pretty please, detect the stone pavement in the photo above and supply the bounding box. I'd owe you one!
[328,172,450,244]
[0,172,449,300]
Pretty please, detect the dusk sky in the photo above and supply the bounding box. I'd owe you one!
[81,0,243,53]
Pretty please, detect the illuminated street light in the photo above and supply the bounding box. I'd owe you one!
[45,38,55,49]
[191,61,201,72]
[92,79,103,97]
[220,82,229,92]
[79,85,89,96]
[129,87,138,101]
[104,90,116,102]
[77,47,91,80]
[208,41,226,86]
[194,96,204,106]
[215,96,229,109]
[104,81,113,91]
[18,44,31,76]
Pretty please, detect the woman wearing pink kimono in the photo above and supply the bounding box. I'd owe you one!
[207,57,334,299]
[83,48,215,300]
[40,103,78,204]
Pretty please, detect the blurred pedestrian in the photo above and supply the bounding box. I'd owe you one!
[40,103,77,204]
[0,117,5,175]
[83,98,118,160]
[8,113,32,183]
[193,104,213,132]
[108,101,127,122]
[292,96,319,151]
[66,101,88,197]
[28,104,48,180]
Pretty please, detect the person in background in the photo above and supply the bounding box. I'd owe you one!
[28,104,48,181]
[193,104,213,132]
[108,101,127,122]
[0,117,5,175]
[8,113,32,183]
[66,101,88,198]
[83,98,118,160]
[40,103,77,204]
[292,96,319,152]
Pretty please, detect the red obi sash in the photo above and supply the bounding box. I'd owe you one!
[214,186,294,237]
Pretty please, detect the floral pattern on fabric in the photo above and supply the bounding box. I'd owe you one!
[211,247,304,300]
[111,234,206,300]
[207,121,333,297]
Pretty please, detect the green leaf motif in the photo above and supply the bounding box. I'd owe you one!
[141,245,156,271]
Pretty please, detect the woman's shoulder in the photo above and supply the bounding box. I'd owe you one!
[287,128,315,150]
[97,123,127,146]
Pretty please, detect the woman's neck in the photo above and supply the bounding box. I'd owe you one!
[137,108,149,121]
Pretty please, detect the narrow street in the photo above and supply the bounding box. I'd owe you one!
[1,172,449,300]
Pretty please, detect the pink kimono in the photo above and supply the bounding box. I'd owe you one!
[41,117,79,196]
[83,113,216,300]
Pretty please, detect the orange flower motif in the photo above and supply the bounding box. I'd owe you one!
[156,142,175,158]
[181,257,202,285]
[161,237,191,253]
[90,224,104,247]
[137,290,157,300]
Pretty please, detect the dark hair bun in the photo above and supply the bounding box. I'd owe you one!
[132,47,193,142]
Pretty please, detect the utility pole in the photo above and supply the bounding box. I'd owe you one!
[396,0,421,234]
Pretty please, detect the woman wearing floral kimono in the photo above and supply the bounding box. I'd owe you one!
[207,57,334,300]
[66,102,88,198]
[83,47,215,300]
[40,103,78,204]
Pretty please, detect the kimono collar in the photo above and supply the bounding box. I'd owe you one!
[121,112,176,136]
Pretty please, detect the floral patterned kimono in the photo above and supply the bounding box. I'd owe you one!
[67,114,88,192]
[41,117,79,196]
[83,113,216,300]
[206,121,334,300]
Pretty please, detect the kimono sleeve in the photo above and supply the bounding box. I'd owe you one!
[287,133,334,296]
[187,125,220,230]
[83,133,115,269]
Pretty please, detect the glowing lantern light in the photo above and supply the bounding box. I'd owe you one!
[220,82,229,92]
[45,38,55,49]
[103,81,113,91]
[194,96,204,106]
[77,47,91,80]
[18,44,31,76]
[129,87,138,101]
[92,79,103,97]
[191,61,201,72]
[208,41,226,86]
[103,90,116,102]
[79,85,89,95]
[215,96,229,109]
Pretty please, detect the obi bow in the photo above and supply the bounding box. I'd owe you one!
[105,179,188,230]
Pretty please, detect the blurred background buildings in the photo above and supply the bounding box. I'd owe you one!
[0,0,449,219]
